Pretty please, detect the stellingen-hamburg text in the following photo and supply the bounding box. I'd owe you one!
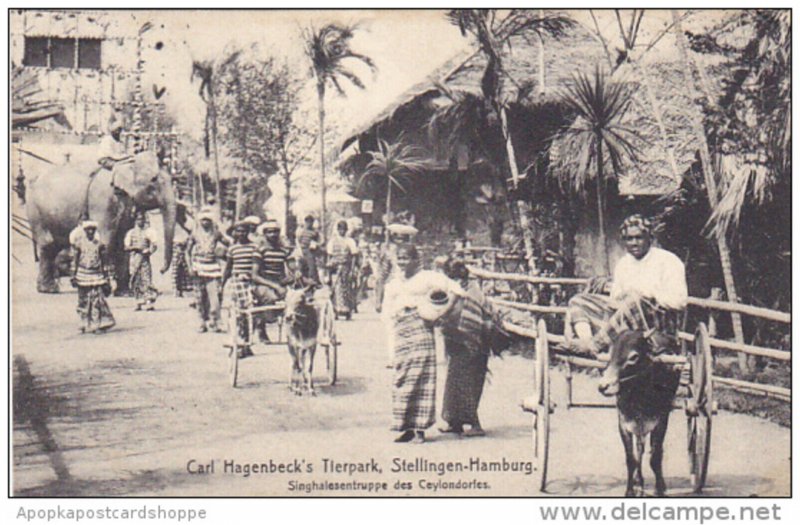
[391,457,533,476]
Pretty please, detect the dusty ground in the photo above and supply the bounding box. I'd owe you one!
[11,228,791,497]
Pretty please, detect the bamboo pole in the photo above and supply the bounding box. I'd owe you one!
[672,10,748,370]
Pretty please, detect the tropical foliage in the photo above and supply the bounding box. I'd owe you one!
[357,139,432,221]
[552,66,639,271]
[437,9,574,263]
[303,22,375,238]
[688,10,790,238]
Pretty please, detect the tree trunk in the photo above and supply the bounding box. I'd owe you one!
[209,93,223,221]
[284,171,292,235]
[499,105,535,269]
[385,178,392,224]
[596,137,609,275]
[317,82,327,243]
[672,10,747,369]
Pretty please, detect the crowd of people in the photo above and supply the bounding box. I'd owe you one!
[65,202,687,448]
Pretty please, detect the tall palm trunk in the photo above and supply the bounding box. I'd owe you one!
[209,92,223,220]
[317,81,327,243]
[596,135,609,274]
[385,179,392,222]
[671,10,747,368]
[499,105,535,269]
[284,171,292,236]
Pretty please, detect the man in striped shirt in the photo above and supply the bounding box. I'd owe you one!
[222,221,260,356]
[186,209,228,332]
[251,220,289,342]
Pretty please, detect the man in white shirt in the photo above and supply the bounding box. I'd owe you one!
[98,112,131,170]
[564,214,688,355]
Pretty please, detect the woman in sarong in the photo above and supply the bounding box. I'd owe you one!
[71,221,115,333]
[327,220,358,319]
[437,258,507,437]
[124,212,159,310]
[385,246,439,443]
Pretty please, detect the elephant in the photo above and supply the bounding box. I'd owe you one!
[26,150,177,294]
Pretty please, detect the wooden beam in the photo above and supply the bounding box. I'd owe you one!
[678,332,791,361]
[713,376,791,401]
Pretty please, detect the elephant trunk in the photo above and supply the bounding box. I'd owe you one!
[159,187,177,274]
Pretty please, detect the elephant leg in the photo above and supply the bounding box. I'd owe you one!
[37,241,62,294]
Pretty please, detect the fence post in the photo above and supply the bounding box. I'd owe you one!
[707,287,721,338]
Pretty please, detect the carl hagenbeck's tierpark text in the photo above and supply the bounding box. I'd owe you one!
[187,457,533,477]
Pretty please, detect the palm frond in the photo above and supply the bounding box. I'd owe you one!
[551,66,641,196]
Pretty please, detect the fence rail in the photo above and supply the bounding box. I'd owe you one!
[470,265,791,402]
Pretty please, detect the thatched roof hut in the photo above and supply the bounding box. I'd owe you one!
[336,11,733,274]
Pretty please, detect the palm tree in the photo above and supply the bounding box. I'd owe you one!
[303,23,375,241]
[191,57,229,219]
[357,139,432,224]
[554,66,640,273]
[442,9,573,267]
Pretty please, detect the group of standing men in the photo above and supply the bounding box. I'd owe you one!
[69,211,160,333]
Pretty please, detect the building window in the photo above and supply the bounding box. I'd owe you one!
[50,38,75,68]
[22,37,48,67]
[22,36,102,69]
[78,39,102,69]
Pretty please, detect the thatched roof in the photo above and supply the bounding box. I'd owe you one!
[337,14,713,196]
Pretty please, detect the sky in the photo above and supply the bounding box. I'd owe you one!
[133,10,470,146]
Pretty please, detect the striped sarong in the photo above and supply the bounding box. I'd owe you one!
[441,294,490,427]
[226,274,253,346]
[77,285,115,332]
[391,307,437,432]
[567,293,681,348]
[331,260,355,316]
[129,252,158,306]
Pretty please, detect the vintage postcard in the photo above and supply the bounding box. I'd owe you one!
[9,8,791,498]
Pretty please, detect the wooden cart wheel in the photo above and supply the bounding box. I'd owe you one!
[533,319,551,493]
[687,322,713,493]
[228,308,239,388]
[326,335,338,386]
[321,300,338,387]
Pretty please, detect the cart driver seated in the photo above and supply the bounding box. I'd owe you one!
[563,214,688,357]
[251,220,290,342]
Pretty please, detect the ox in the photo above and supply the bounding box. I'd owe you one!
[284,286,319,396]
[599,330,680,497]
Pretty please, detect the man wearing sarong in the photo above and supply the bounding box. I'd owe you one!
[564,214,688,355]
[296,215,321,284]
[327,220,359,320]
[124,212,159,311]
[221,221,259,357]
[438,258,505,437]
[71,221,115,333]
[252,220,289,342]
[171,240,193,297]
[186,208,227,332]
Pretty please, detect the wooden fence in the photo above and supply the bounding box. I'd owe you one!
[468,266,791,402]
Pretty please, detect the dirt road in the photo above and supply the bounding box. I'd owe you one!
[11,231,790,497]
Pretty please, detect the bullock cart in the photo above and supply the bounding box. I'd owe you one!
[469,266,791,495]
[223,290,339,389]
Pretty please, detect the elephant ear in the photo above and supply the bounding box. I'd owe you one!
[110,160,138,197]
[110,151,160,196]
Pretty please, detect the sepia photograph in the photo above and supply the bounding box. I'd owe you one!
[8,7,791,499]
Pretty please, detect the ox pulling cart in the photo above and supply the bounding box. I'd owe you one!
[468,266,791,495]
[223,289,339,389]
